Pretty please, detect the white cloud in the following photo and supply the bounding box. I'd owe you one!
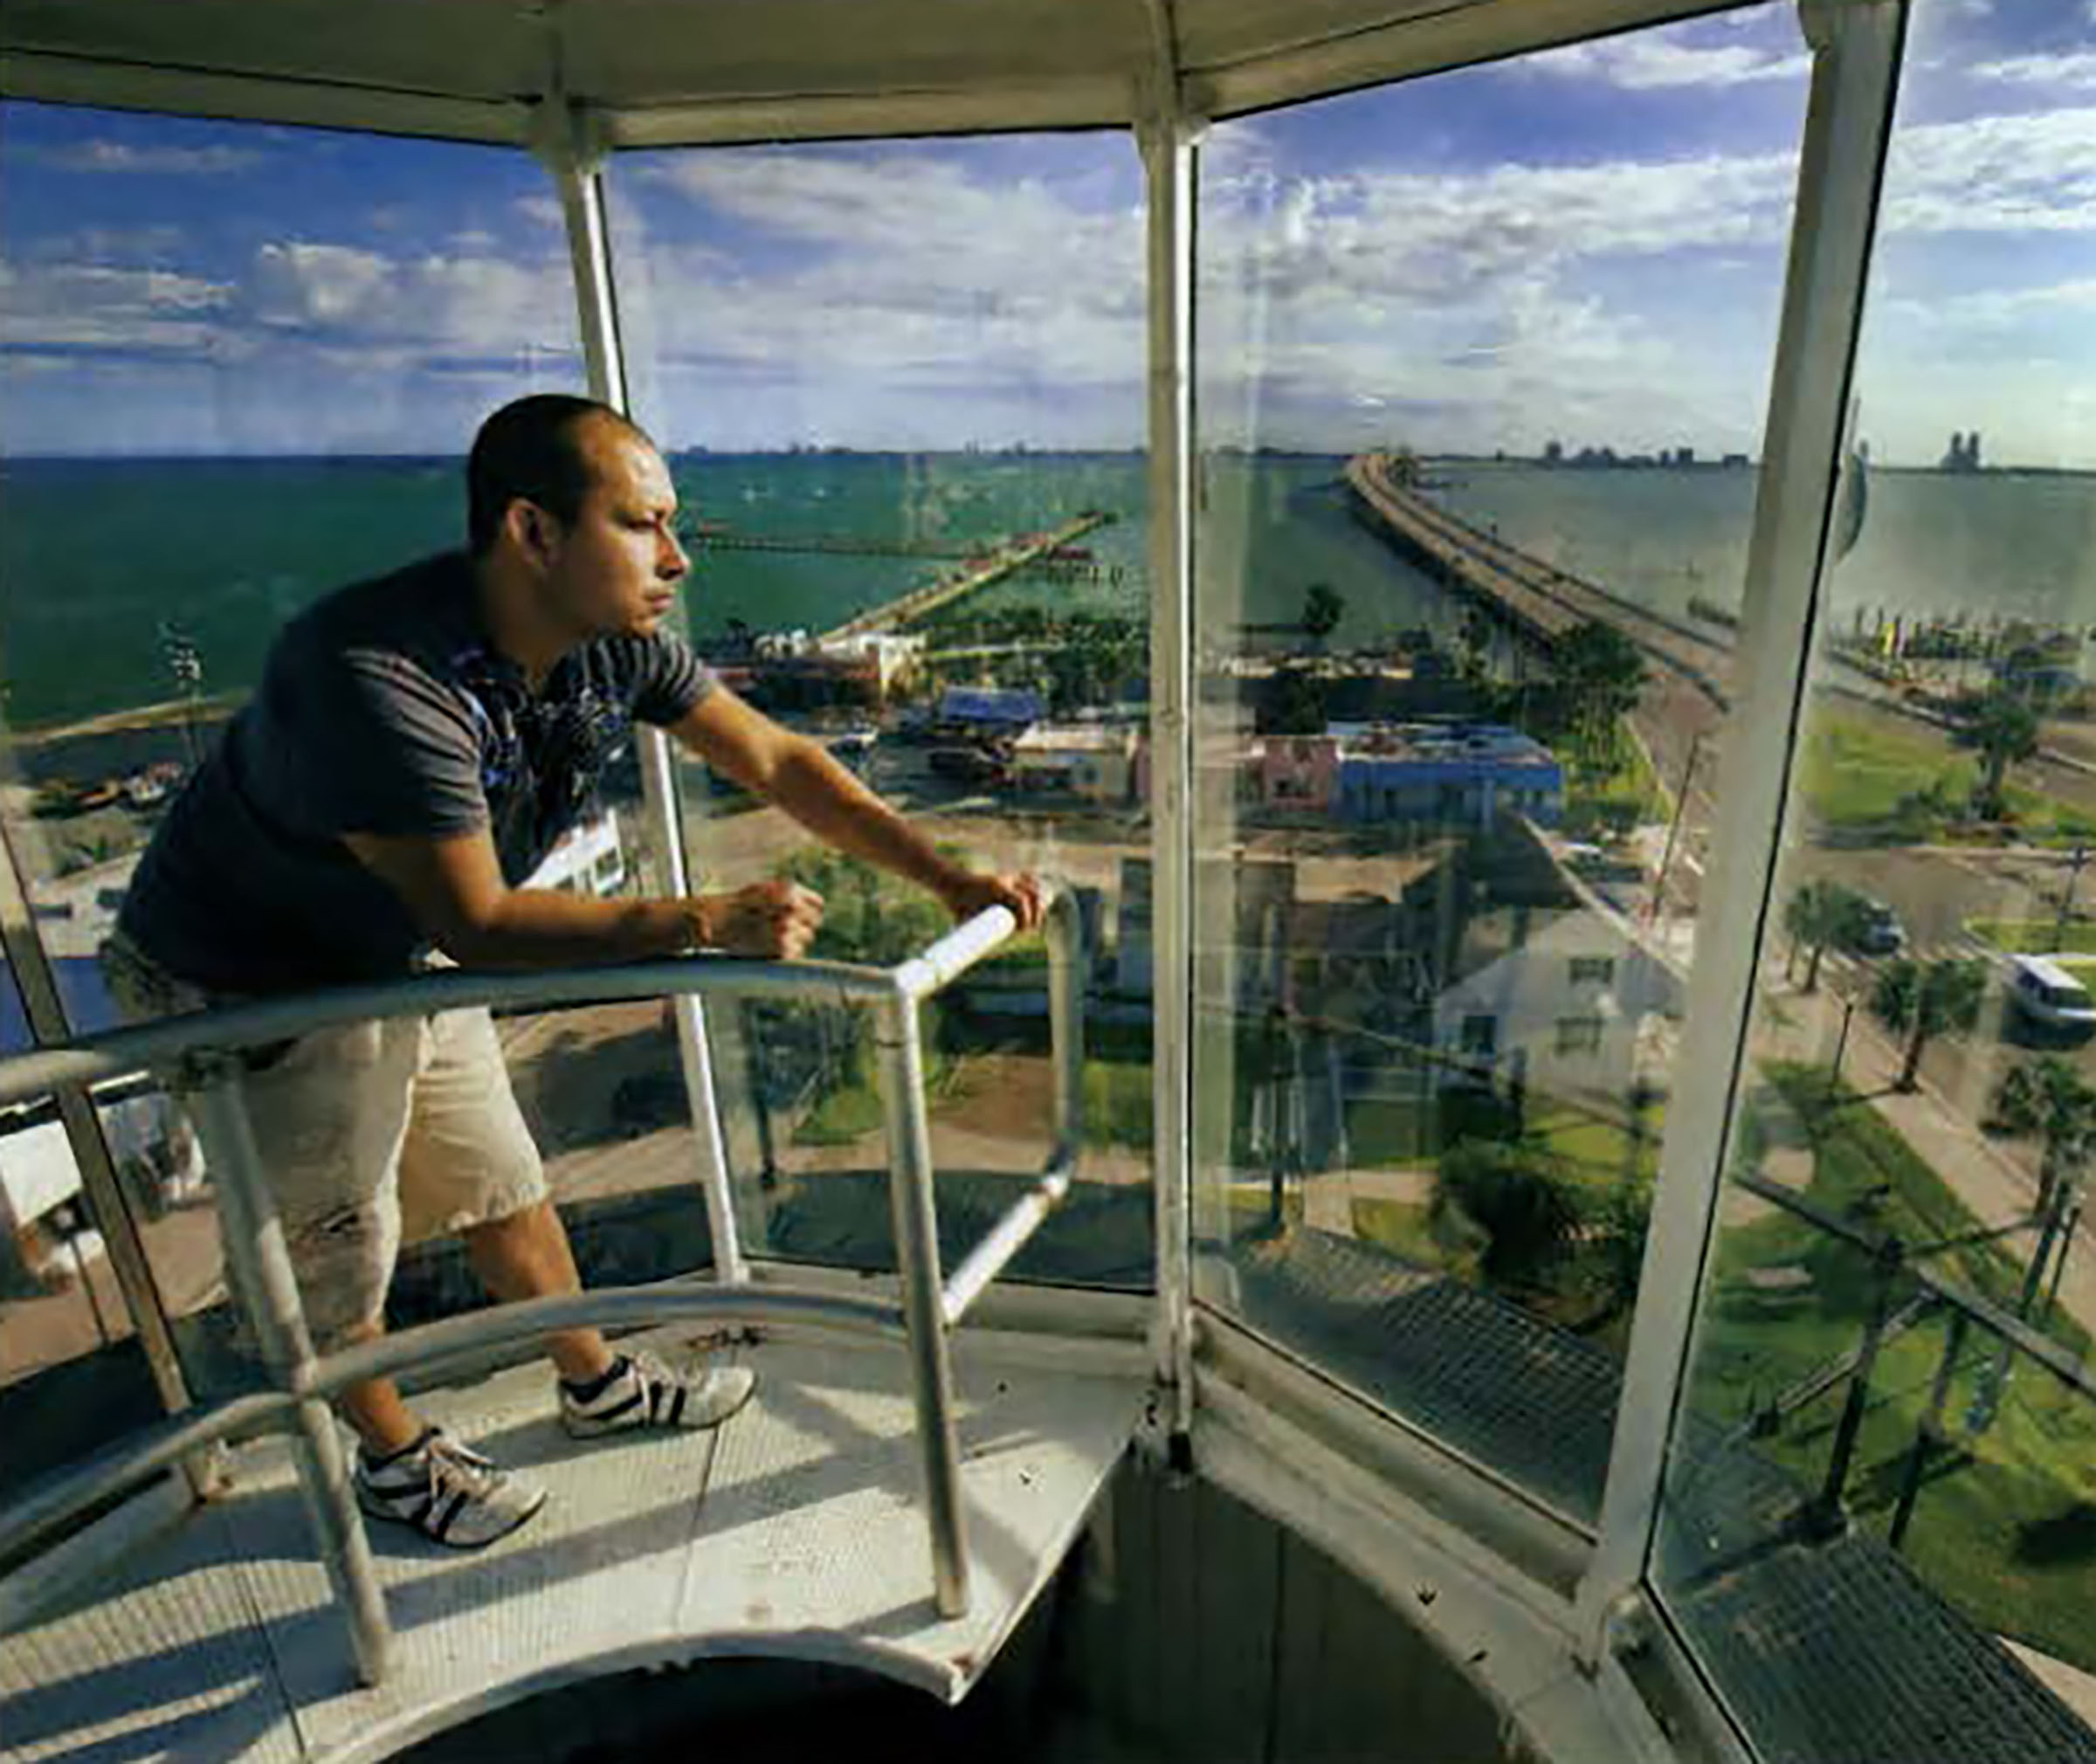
[514,195,566,229]
[1879,277,2096,334]
[619,150,1146,417]
[1971,50,2096,89]
[1883,106,2096,232]
[38,140,262,175]
[1527,38,1809,89]
[250,239,574,345]
[0,259,236,352]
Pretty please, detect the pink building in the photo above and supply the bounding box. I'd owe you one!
[1255,735,1340,810]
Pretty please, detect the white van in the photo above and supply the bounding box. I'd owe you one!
[2004,954,2096,1033]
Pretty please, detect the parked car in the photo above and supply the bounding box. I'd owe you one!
[928,744,1007,787]
[1843,897,1906,956]
[2004,954,2096,1035]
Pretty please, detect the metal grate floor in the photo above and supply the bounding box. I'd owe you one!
[1,1330,1145,1764]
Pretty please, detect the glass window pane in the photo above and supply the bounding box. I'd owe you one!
[1192,6,1810,1523]
[608,134,1153,1290]
[0,977,170,1506]
[0,101,623,1400]
[1655,6,2096,1749]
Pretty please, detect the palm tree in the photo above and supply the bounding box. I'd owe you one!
[1301,582,1345,642]
[1962,686,2040,821]
[1973,1055,2096,1429]
[1869,956,1987,1092]
[1783,879,1865,993]
[1431,1140,1581,1288]
[1989,1056,2096,1216]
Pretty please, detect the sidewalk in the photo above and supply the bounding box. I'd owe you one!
[1755,967,2096,1344]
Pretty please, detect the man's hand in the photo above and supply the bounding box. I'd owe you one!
[936,870,1045,934]
[697,880,825,959]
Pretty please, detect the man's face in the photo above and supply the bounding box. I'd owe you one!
[537,419,689,639]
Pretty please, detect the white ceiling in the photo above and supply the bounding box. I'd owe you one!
[0,0,1737,141]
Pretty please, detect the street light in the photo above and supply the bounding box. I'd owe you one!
[158,620,204,768]
[2053,840,2089,951]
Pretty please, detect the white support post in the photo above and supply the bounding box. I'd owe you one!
[534,101,748,1285]
[1139,48,1197,1442]
[1574,0,1909,1663]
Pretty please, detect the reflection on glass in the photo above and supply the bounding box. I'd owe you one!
[1191,8,1808,1522]
[0,102,595,1399]
[1654,4,2096,1753]
[609,134,1153,1287]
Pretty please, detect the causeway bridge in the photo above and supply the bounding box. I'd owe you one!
[1344,451,1735,709]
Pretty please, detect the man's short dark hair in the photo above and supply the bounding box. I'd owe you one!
[465,394,652,556]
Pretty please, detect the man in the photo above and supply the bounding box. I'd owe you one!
[107,394,1040,1548]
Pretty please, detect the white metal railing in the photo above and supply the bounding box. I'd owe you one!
[0,885,1086,1686]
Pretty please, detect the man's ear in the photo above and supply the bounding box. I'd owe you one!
[507,500,560,569]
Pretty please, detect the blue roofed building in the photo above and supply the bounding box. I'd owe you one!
[936,686,1044,732]
[1334,722,1562,830]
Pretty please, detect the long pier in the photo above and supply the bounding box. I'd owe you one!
[822,510,1112,642]
[690,531,979,561]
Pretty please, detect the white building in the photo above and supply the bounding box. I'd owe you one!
[526,808,626,898]
[815,630,924,696]
[1431,906,1680,1104]
[1009,723,1141,804]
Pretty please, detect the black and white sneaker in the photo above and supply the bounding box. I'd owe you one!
[560,1349,757,1439]
[352,1427,547,1548]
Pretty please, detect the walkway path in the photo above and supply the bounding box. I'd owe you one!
[1755,965,2096,1341]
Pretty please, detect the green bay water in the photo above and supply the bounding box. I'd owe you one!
[1436,460,2096,634]
[2,451,2092,731]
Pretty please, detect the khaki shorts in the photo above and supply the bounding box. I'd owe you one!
[102,932,548,1351]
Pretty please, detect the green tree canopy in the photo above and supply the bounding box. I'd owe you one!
[1431,1140,1582,1287]
[1989,1055,2096,1212]
[1782,879,1869,993]
[1869,955,1987,1092]
[1959,686,2041,821]
[1302,582,1345,641]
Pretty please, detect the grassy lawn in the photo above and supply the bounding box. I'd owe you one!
[793,1076,886,1146]
[1083,1058,1155,1149]
[1534,1104,1662,1182]
[1351,1196,1445,1265]
[1693,1061,2096,1668]
[1803,711,2096,844]
[1801,713,1975,827]
[1344,1096,1438,1167]
[1561,719,1666,839]
[1968,916,2096,956]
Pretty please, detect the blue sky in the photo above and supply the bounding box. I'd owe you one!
[2,0,2092,465]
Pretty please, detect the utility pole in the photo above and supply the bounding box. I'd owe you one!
[1648,729,1703,926]
[2055,841,2089,951]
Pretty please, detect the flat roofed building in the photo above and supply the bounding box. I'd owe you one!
[1335,722,1562,830]
[1009,723,1141,804]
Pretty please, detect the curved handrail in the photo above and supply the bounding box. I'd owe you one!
[0,883,1086,1674]
[1,1287,906,1568]
[0,952,904,1110]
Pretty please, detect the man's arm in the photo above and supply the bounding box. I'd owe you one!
[341,826,824,968]
[670,687,1042,929]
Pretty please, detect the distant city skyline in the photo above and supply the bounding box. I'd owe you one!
[1,3,2092,467]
